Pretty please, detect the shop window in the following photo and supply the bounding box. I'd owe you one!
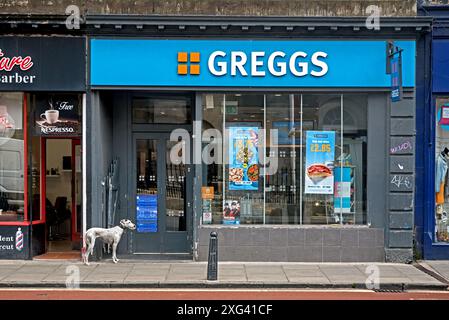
[30,136,42,221]
[202,94,224,224]
[133,95,192,124]
[201,93,368,226]
[435,98,449,243]
[28,93,83,222]
[0,93,25,222]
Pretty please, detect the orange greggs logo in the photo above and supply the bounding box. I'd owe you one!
[177,52,200,75]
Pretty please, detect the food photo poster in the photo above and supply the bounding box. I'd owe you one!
[304,131,335,194]
[228,126,259,191]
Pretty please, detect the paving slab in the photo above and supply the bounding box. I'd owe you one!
[218,273,248,282]
[355,265,406,277]
[284,270,329,278]
[286,277,332,284]
[166,275,206,281]
[419,261,449,283]
[16,266,60,273]
[247,274,288,282]
[124,275,166,282]
[132,264,171,270]
[2,274,49,282]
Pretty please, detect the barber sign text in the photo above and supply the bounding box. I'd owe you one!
[0,49,33,71]
[0,49,36,84]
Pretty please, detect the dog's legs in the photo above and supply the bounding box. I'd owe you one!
[112,242,119,263]
[83,234,90,265]
[85,236,96,266]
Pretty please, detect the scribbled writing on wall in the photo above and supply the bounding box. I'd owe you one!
[390,141,412,154]
[391,175,413,189]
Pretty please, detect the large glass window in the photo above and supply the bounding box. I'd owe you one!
[0,93,24,221]
[133,95,192,124]
[201,93,367,225]
[435,97,449,242]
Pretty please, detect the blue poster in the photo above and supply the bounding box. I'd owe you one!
[272,121,301,145]
[391,55,402,102]
[228,127,259,191]
[136,194,158,233]
[334,167,352,213]
[305,131,335,194]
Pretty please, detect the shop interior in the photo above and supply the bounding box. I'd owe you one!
[0,93,25,223]
[435,98,449,242]
[32,137,82,256]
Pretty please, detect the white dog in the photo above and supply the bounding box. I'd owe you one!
[83,219,136,265]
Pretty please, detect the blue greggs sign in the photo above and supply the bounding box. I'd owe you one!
[90,39,415,88]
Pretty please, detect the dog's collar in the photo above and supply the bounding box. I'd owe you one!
[119,225,126,230]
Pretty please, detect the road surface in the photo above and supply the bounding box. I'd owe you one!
[0,289,448,300]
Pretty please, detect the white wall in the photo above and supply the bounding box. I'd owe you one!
[46,139,72,206]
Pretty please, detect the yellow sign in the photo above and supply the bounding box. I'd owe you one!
[201,186,214,199]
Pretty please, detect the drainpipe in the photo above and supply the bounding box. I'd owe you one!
[82,93,87,252]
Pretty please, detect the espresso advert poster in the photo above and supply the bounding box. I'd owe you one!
[33,94,81,136]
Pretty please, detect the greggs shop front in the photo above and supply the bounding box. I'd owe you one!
[88,37,417,262]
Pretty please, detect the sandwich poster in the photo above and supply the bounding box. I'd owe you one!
[228,126,259,191]
[305,131,335,194]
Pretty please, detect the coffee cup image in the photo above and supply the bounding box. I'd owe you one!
[40,110,59,124]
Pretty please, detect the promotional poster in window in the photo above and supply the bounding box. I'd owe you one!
[228,126,259,191]
[33,94,81,136]
[223,199,240,225]
[305,131,335,194]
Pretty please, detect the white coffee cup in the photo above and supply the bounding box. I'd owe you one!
[41,110,59,124]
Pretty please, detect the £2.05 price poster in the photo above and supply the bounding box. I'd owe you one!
[305,131,335,194]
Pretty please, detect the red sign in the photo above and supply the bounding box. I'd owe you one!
[440,105,449,126]
[0,49,33,71]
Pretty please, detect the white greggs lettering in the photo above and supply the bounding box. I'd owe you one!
[208,51,328,77]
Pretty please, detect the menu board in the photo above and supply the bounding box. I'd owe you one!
[304,131,335,194]
[228,126,259,191]
[136,194,158,233]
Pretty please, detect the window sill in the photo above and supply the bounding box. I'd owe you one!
[432,242,449,246]
[0,221,30,226]
[200,224,370,229]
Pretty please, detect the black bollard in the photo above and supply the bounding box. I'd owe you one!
[207,232,218,281]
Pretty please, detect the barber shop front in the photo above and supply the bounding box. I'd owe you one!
[0,36,85,259]
[88,30,418,262]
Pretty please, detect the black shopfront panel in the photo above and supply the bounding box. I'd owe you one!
[0,37,85,92]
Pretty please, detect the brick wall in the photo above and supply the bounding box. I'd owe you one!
[0,0,416,16]
[198,226,385,262]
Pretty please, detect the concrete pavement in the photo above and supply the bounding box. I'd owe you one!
[0,260,446,290]
[417,260,449,285]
